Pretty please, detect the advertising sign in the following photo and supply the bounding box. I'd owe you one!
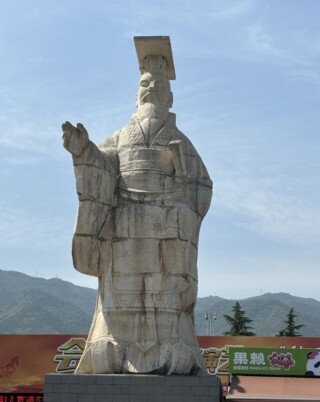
[198,336,320,393]
[0,335,86,401]
[0,335,320,398]
[229,347,320,377]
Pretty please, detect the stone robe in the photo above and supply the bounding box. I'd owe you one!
[71,112,212,375]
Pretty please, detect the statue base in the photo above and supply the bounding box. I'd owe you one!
[44,373,222,402]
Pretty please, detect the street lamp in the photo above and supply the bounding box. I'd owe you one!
[205,312,217,335]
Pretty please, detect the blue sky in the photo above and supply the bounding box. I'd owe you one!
[1,0,319,300]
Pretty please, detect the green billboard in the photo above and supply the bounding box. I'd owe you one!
[229,347,320,377]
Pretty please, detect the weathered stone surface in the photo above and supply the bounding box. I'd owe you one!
[114,204,178,239]
[62,36,212,375]
[113,238,161,274]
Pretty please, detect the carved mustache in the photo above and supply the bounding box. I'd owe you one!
[140,92,159,103]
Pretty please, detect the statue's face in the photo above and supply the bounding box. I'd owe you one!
[137,71,172,109]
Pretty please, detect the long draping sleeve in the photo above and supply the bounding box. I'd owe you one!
[176,131,213,219]
[71,140,118,277]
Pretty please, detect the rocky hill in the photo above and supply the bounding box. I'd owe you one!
[0,269,319,336]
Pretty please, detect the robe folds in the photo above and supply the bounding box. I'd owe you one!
[71,113,212,375]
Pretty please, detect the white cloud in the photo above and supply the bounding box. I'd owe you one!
[198,258,319,300]
[246,22,285,58]
[243,22,320,89]
[214,173,320,246]
[0,118,49,153]
[2,155,40,166]
[0,202,70,250]
[208,0,254,20]
[287,68,320,87]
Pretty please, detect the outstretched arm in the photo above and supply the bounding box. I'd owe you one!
[62,121,118,277]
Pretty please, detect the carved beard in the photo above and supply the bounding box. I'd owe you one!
[137,102,169,121]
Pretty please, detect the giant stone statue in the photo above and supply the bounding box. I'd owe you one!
[62,37,212,375]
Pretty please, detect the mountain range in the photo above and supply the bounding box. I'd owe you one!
[0,269,319,336]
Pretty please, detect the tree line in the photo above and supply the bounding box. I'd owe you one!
[222,301,304,336]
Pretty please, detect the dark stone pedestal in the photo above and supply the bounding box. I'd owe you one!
[44,373,222,402]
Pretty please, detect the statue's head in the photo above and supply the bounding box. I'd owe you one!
[136,56,173,119]
[134,37,176,120]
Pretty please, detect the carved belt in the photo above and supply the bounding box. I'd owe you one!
[116,186,185,204]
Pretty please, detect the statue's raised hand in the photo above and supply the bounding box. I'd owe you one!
[62,121,89,156]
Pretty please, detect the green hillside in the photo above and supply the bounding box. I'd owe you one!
[195,294,320,336]
[0,269,319,336]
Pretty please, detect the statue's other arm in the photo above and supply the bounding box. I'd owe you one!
[62,122,118,277]
[174,131,212,219]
